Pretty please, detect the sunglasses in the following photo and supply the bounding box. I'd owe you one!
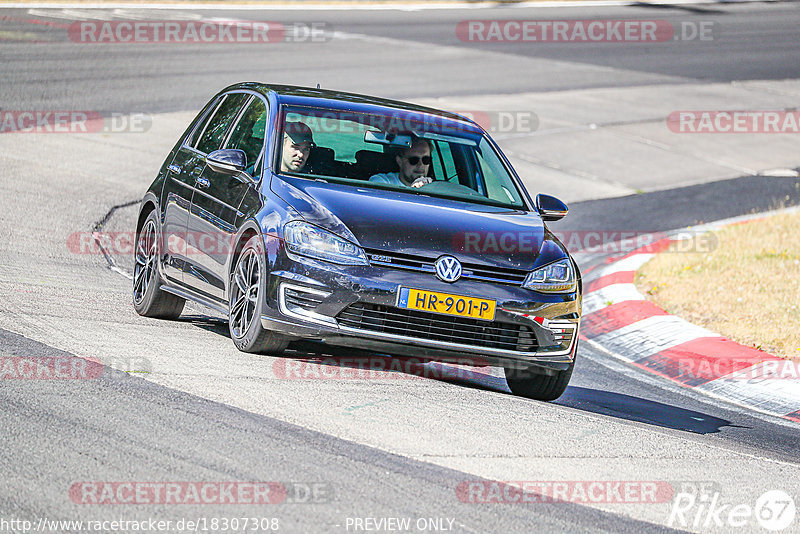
[403,155,432,165]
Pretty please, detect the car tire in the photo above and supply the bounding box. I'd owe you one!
[228,235,289,354]
[503,341,577,401]
[133,211,186,319]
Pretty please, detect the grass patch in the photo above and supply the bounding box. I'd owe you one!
[635,211,800,360]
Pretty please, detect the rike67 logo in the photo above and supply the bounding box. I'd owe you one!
[669,483,796,531]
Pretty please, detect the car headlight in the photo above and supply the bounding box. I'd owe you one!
[283,221,368,266]
[523,258,576,293]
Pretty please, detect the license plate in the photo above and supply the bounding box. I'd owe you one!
[397,287,496,321]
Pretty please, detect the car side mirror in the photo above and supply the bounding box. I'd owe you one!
[536,193,568,221]
[206,149,247,175]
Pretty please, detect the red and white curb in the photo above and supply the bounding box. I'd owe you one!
[578,207,800,423]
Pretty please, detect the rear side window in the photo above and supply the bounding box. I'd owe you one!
[225,97,268,171]
[195,93,250,154]
[185,96,222,148]
[289,111,376,163]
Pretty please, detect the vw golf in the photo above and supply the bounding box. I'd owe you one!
[133,83,582,401]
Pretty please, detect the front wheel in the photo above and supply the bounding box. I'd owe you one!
[228,236,289,354]
[504,341,577,401]
[133,211,185,319]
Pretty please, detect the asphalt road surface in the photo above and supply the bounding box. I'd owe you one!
[1,3,799,533]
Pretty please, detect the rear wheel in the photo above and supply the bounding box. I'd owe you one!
[504,341,577,401]
[228,236,289,354]
[133,211,185,319]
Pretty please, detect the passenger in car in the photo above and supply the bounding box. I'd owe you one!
[280,121,315,173]
[369,137,434,188]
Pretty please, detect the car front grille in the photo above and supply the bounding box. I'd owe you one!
[336,303,537,352]
[364,249,528,286]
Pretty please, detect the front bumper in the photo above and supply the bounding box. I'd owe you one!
[262,251,581,372]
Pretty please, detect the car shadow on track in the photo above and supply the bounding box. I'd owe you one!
[182,314,737,434]
[180,314,230,336]
[557,386,741,434]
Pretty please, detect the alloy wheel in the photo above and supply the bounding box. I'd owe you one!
[229,248,261,339]
[133,219,157,305]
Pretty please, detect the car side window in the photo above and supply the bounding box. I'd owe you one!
[251,149,265,178]
[184,96,222,148]
[224,97,268,173]
[195,93,250,154]
[292,113,376,164]
[433,141,458,182]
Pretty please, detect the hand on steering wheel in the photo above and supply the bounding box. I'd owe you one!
[410,177,433,188]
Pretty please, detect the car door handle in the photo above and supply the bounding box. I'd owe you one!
[168,164,182,174]
[195,177,210,189]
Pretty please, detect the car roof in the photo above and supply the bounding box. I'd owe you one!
[227,82,484,135]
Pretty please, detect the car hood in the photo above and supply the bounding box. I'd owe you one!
[272,175,567,271]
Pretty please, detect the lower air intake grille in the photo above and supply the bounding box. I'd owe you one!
[337,303,537,352]
[284,287,326,311]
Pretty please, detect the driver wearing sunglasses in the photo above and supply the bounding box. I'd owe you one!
[369,137,434,189]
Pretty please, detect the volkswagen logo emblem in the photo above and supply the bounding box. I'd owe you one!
[435,255,462,283]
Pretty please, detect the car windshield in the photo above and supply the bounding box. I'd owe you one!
[276,106,526,209]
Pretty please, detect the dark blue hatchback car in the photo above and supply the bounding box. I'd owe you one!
[134,83,581,401]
